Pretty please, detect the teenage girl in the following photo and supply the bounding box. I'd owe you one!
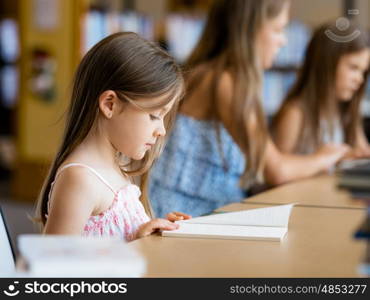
[273,21,370,157]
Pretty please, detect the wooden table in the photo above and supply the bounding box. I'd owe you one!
[244,175,366,209]
[132,176,367,277]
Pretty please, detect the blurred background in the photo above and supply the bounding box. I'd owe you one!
[0,0,369,244]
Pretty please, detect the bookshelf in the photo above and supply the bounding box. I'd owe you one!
[0,1,18,181]
[81,1,370,131]
[82,1,155,54]
[80,0,207,61]
[12,0,83,201]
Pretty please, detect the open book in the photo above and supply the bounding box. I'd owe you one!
[162,204,294,242]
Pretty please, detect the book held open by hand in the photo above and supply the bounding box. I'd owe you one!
[162,204,294,242]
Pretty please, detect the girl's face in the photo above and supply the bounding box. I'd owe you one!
[108,96,174,160]
[335,48,370,101]
[256,3,289,69]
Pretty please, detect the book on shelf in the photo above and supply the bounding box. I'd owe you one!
[17,235,146,277]
[162,204,294,242]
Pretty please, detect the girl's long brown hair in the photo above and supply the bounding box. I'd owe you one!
[273,22,369,152]
[36,32,184,225]
[183,0,289,185]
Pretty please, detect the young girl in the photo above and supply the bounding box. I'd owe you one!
[148,0,349,218]
[273,22,370,157]
[35,32,190,241]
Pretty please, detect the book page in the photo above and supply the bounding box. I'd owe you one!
[162,223,287,241]
[181,204,294,228]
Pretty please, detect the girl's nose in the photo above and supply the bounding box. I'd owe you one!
[356,72,364,85]
[154,124,166,137]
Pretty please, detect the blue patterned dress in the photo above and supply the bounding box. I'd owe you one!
[149,113,247,217]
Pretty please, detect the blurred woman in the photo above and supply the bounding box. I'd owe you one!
[149,0,348,217]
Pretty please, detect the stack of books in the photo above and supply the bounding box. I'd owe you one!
[337,159,370,202]
[337,159,370,276]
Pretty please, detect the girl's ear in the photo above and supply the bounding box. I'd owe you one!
[98,90,119,119]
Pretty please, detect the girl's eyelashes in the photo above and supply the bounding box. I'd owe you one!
[149,114,160,121]
[349,64,359,71]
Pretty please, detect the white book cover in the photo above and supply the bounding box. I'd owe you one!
[17,235,146,277]
[162,204,294,242]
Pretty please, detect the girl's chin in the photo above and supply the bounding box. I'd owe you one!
[338,94,353,102]
[263,59,274,70]
[132,151,146,160]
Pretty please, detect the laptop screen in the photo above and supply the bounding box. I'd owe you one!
[0,206,15,274]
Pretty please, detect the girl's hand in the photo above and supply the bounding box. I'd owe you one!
[166,211,192,222]
[343,147,370,160]
[315,143,350,169]
[135,218,179,239]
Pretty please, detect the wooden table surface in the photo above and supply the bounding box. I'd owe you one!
[244,175,366,209]
[132,176,367,277]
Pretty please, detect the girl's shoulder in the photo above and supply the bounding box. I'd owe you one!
[45,164,114,234]
[181,67,234,121]
[47,165,104,221]
[273,98,304,138]
[51,163,120,205]
[215,71,237,127]
[218,71,234,96]
[52,164,107,200]
[277,98,304,122]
